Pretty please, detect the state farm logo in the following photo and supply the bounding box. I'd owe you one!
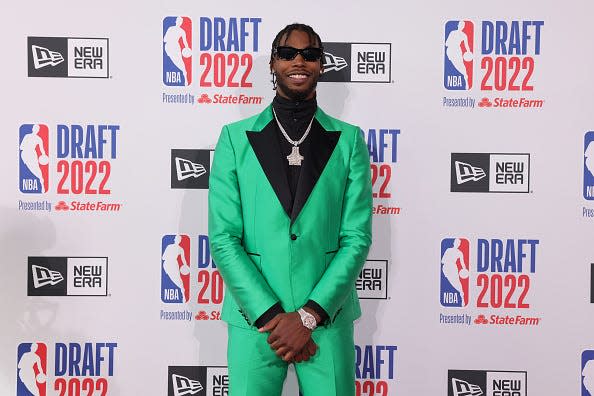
[451,153,530,193]
[320,42,392,83]
[55,201,69,211]
[473,313,540,326]
[197,93,212,104]
[171,149,211,189]
[478,98,492,107]
[195,93,261,105]
[28,36,109,78]
[27,257,108,296]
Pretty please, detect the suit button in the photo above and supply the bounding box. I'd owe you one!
[290,234,297,240]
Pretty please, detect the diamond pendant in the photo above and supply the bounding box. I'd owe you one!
[287,146,304,166]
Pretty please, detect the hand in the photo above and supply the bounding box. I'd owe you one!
[258,312,311,362]
[292,338,318,363]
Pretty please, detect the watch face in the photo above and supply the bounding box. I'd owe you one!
[303,316,316,329]
[299,309,317,329]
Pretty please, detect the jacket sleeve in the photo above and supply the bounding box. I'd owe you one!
[307,128,373,319]
[208,125,280,325]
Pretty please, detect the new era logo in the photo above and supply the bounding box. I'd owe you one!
[448,369,527,396]
[452,378,483,396]
[451,153,530,193]
[323,52,348,72]
[27,257,108,296]
[31,45,64,69]
[172,374,203,396]
[176,157,206,181]
[168,366,227,396]
[455,161,486,184]
[31,264,64,288]
[356,260,389,299]
[319,42,391,83]
[171,149,211,189]
[28,36,109,78]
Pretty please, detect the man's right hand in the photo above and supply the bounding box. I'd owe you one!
[259,312,318,362]
[292,338,318,363]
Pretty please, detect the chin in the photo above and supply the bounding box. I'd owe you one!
[278,82,317,101]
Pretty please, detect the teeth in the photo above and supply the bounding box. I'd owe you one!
[290,74,307,78]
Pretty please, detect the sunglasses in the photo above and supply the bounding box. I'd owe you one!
[274,46,323,62]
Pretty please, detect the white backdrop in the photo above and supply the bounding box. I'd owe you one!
[2,1,594,395]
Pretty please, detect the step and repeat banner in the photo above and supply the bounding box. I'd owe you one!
[1,1,593,395]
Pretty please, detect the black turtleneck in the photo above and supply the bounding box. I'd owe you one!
[272,94,317,202]
[253,94,330,329]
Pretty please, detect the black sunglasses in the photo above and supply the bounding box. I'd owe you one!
[274,46,323,62]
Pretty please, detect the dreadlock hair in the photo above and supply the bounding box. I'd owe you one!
[269,23,324,90]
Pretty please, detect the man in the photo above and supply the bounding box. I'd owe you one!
[208,23,372,396]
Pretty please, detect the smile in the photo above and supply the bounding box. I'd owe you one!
[288,73,309,81]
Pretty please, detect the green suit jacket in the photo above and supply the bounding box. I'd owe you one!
[208,105,372,330]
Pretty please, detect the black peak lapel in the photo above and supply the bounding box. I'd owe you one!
[291,119,341,224]
[246,121,292,217]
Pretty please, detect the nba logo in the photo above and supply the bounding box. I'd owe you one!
[444,20,474,90]
[440,238,470,307]
[19,124,49,194]
[161,234,191,303]
[163,16,192,86]
[16,343,47,396]
[584,132,594,200]
[582,350,594,395]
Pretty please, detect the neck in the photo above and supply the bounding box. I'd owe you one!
[272,94,317,140]
[274,92,316,105]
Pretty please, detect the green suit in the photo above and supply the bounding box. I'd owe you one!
[208,105,372,395]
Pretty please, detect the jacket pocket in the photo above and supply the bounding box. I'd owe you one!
[246,252,261,272]
[324,249,338,268]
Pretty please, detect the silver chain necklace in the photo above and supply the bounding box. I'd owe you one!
[272,107,314,166]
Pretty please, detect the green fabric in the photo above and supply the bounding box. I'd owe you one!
[227,324,356,396]
[208,105,372,329]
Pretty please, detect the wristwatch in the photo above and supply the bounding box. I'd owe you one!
[297,308,317,331]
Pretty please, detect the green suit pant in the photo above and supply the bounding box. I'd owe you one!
[227,323,356,396]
